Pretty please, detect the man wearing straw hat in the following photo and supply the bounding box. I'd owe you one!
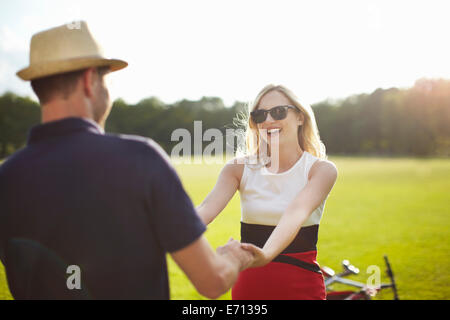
[0,21,253,299]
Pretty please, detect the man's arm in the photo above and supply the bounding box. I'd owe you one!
[144,144,252,298]
[171,236,252,299]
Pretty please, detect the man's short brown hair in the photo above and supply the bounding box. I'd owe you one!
[30,67,110,104]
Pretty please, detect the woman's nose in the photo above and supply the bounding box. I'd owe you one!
[265,112,276,123]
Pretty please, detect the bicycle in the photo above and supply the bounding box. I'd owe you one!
[322,255,399,300]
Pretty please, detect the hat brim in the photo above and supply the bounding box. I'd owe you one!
[16,56,128,81]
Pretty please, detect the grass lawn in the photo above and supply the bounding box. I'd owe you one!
[1,156,449,299]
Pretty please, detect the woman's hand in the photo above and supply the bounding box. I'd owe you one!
[240,243,270,268]
[216,238,254,271]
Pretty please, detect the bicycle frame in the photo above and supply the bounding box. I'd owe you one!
[323,255,399,300]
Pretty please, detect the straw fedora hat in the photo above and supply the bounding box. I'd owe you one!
[17,21,127,81]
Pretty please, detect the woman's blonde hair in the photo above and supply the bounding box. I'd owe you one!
[238,84,327,161]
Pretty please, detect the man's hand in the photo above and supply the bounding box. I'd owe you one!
[216,238,254,271]
[240,243,270,268]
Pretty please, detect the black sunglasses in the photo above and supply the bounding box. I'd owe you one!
[250,105,300,124]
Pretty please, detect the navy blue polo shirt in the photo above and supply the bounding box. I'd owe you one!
[0,117,206,299]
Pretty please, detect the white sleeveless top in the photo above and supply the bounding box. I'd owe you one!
[239,151,327,227]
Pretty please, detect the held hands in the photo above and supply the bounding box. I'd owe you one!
[216,238,253,271]
[217,238,270,270]
[240,243,270,268]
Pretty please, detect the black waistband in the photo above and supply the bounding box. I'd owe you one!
[240,222,322,274]
[272,255,322,274]
[240,222,319,254]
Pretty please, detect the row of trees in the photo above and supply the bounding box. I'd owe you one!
[1,78,449,159]
[0,94,40,158]
[314,78,450,156]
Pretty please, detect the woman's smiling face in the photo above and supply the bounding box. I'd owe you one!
[255,90,304,149]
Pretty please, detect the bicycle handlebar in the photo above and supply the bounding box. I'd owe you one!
[384,255,399,300]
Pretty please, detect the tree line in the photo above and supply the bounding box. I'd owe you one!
[0,78,449,159]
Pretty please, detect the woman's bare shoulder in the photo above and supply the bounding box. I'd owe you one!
[308,158,338,181]
[222,156,247,181]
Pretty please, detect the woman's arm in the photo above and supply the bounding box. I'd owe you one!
[242,160,338,267]
[196,160,244,225]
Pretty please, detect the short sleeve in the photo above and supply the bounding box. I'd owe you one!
[146,148,206,253]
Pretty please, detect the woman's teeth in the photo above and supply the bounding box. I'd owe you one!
[268,128,281,134]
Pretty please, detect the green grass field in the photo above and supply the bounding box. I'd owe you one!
[1,156,449,300]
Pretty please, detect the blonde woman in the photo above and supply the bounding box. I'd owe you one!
[197,85,337,300]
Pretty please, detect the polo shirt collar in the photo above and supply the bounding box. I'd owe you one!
[27,117,104,145]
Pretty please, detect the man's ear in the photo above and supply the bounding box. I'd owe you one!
[82,68,97,98]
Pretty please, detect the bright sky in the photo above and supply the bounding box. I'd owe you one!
[0,0,449,106]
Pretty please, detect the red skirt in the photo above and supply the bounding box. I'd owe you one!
[232,251,326,300]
